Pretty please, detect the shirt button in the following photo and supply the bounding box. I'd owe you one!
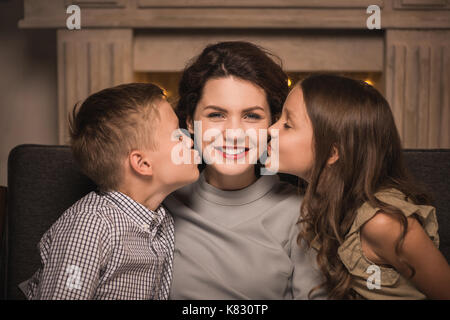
[142,224,150,232]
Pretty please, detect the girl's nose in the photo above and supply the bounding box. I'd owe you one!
[268,123,277,137]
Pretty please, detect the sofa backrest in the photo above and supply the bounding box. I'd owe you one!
[1,145,449,299]
[402,149,450,261]
[2,145,96,300]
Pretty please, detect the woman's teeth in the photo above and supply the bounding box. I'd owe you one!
[217,147,247,155]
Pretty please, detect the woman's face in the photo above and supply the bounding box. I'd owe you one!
[267,85,314,181]
[188,76,271,179]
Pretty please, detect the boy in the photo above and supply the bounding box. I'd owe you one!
[22,83,199,299]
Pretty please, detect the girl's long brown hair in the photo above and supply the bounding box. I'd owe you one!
[297,74,430,299]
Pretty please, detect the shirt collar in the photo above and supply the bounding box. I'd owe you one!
[101,190,166,231]
[194,171,280,206]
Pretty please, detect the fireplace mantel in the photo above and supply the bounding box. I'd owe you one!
[19,0,450,148]
[20,0,450,29]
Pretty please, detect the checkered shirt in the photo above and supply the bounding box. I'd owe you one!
[23,190,175,300]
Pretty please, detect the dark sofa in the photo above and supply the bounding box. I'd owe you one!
[1,144,449,300]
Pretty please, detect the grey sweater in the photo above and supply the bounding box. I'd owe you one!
[163,172,325,299]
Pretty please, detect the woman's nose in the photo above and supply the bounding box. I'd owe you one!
[222,118,243,141]
[224,116,241,131]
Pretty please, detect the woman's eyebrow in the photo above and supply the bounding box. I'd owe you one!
[242,106,265,113]
[203,105,227,113]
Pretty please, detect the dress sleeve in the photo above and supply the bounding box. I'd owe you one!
[338,189,440,289]
[31,211,112,300]
[290,223,327,300]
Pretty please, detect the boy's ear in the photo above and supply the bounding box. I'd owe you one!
[186,117,194,135]
[327,145,339,166]
[129,150,153,176]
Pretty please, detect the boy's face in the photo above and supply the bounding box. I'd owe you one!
[149,99,200,191]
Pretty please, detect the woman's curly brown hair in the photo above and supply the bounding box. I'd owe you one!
[176,41,289,128]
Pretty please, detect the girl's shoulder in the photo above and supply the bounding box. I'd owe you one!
[337,188,440,299]
[349,188,438,239]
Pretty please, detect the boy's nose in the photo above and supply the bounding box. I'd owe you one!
[187,136,194,148]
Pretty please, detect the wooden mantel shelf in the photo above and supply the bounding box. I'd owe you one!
[19,0,450,29]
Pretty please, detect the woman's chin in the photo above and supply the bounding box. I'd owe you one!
[208,162,255,177]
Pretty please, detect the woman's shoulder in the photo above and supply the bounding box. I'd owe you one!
[258,178,303,228]
[270,176,302,199]
[162,183,195,213]
[269,178,303,209]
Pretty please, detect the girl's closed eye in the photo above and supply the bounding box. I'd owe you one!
[283,122,291,129]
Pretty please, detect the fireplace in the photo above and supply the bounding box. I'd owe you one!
[19,0,450,148]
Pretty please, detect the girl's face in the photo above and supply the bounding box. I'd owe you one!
[188,76,271,181]
[268,85,314,181]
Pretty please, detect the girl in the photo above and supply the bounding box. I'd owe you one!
[267,74,450,299]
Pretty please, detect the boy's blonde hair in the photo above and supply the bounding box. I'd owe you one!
[69,83,165,191]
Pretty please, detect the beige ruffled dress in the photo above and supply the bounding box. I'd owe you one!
[338,188,439,299]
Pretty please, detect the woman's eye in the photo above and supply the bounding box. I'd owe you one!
[207,112,224,119]
[283,122,291,129]
[244,113,262,120]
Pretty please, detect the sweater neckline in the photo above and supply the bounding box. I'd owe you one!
[194,171,279,206]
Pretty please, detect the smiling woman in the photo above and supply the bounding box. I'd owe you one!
[188,76,271,189]
[163,41,325,300]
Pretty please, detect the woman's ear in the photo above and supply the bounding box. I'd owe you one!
[129,150,153,177]
[186,117,194,135]
[327,145,339,166]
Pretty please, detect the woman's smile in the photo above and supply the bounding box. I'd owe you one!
[214,145,250,160]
